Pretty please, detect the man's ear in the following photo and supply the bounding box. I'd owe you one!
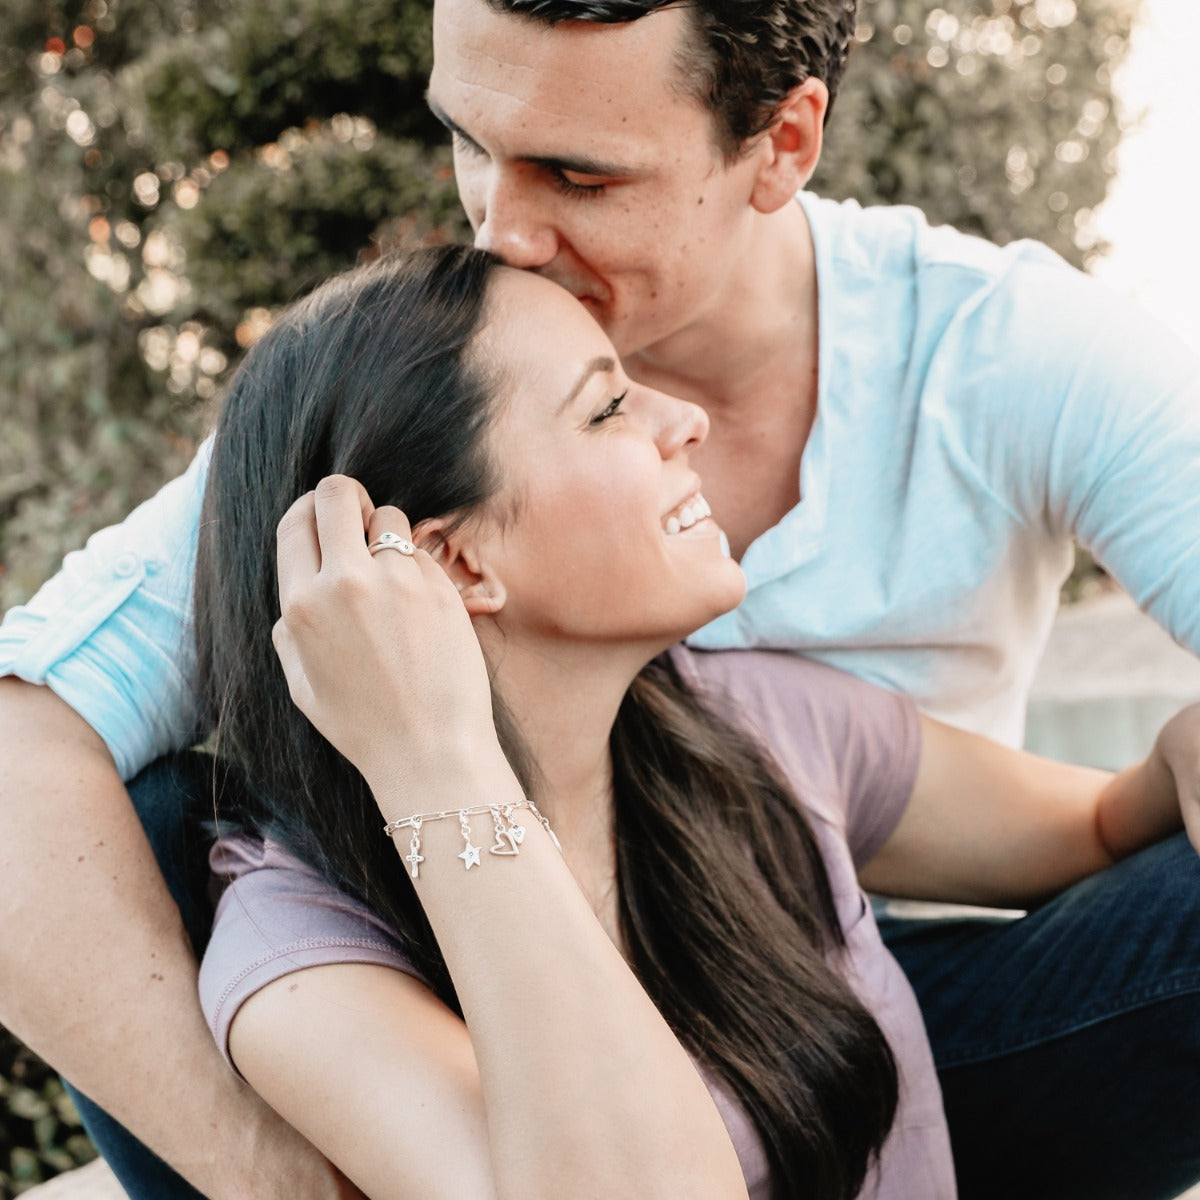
[749,77,828,214]
[412,516,507,616]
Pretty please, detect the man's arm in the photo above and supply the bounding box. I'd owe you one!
[858,710,1187,908]
[988,258,1200,655]
[0,677,361,1198]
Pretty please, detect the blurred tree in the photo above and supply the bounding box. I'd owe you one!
[0,0,464,608]
[815,0,1137,262]
[0,1027,95,1196]
[0,0,1140,612]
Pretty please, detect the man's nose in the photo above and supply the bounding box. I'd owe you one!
[472,165,558,270]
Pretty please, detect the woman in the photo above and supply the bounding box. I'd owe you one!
[192,245,1199,1200]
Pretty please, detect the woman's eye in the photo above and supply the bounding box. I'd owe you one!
[591,391,628,425]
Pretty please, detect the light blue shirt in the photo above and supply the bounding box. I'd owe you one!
[4,194,1199,777]
[690,194,1200,744]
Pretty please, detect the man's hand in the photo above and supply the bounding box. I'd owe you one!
[1147,702,1200,855]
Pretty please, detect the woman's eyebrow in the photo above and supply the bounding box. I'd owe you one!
[559,356,617,415]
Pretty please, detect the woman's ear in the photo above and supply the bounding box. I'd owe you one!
[749,77,828,214]
[412,516,507,617]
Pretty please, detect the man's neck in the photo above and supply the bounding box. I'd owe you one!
[628,199,821,559]
[625,197,819,421]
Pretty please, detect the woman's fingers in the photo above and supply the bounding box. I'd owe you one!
[271,618,312,711]
[366,505,417,561]
[278,479,422,607]
[270,475,496,788]
[276,491,322,603]
[313,475,375,572]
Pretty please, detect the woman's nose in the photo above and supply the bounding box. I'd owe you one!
[655,394,709,459]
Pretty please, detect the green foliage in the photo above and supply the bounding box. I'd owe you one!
[132,0,439,152]
[169,133,462,345]
[0,0,1139,614]
[815,0,1140,265]
[0,1027,95,1197]
[0,0,462,610]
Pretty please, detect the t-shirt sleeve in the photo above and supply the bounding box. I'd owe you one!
[671,647,921,866]
[199,835,422,1073]
[948,253,1200,655]
[1045,299,1200,654]
[0,440,212,780]
[830,674,922,865]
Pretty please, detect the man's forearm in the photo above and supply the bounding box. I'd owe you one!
[0,677,357,1199]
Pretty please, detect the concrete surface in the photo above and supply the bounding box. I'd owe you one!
[22,1158,124,1199]
[1024,589,1200,769]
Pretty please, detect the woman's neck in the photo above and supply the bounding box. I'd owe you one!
[479,630,649,855]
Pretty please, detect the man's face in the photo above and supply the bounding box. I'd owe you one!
[429,0,769,359]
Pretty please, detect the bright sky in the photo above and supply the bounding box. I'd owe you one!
[1091,0,1200,354]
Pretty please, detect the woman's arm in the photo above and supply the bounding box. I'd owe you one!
[229,962,495,1200]
[859,707,1192,908]
[252,476,748,1200]
[227,820,741,1200]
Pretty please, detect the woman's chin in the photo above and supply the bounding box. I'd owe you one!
[714,563,749,617]
[680,559,747,636]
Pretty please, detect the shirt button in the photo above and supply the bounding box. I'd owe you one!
[113,552,140,578]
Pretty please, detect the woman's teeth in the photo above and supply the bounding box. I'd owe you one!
[664,494,712,535]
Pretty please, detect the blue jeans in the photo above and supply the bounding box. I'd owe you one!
[77,759,1200,1200]
[881,831,1200,1200]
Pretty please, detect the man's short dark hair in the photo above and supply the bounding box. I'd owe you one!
[485,0,858,157]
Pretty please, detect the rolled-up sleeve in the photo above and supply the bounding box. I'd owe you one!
[0,439,212,780]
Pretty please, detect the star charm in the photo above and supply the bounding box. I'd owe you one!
[458,840,482,870]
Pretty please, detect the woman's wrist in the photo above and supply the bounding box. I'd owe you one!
[368,742,525,832]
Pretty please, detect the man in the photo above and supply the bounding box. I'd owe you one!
[2,1,1199,1196]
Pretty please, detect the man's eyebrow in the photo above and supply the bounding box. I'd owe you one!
[426,91,636,178]
[559,356,617,415]
[427,94,485,153]
[527,150,633,178]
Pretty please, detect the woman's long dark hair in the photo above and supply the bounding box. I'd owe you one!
[193,246,897,1200]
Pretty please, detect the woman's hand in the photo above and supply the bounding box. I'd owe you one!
[1147,701,1200,853]
[271,475,501,798]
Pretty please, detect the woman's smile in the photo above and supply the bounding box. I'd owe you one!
[662,490,714,536]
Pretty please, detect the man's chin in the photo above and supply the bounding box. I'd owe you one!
[574,294,622,340]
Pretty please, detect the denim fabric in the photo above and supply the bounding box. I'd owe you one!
[64,754,215,1200]
[882,832,1200,1200]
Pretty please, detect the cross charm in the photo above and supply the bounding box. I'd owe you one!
[406,830,425,879]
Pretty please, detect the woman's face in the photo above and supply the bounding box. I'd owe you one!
[469,268,746,650]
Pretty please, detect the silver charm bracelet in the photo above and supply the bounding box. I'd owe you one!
[384,799,562,879]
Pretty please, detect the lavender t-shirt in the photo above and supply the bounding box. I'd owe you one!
[199,649,956,1199]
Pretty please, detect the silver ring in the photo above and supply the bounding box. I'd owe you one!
[368,531,416,557]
